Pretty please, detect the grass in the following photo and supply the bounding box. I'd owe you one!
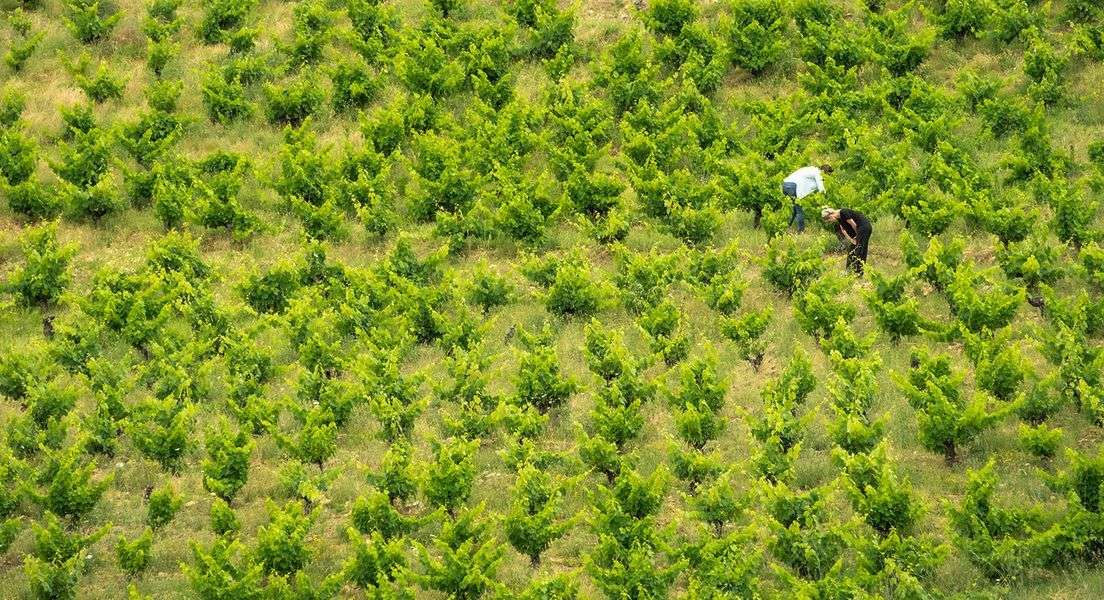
[1,0,1104,598]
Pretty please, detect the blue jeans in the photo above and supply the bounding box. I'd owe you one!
[789,204,805,233]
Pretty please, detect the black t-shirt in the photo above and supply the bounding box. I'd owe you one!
[838,208,871,238]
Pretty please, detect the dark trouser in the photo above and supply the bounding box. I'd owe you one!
[789,203,805,233]
[847,225,872,276]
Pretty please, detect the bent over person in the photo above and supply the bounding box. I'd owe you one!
[822,207,872,276]
[782,165,832,233]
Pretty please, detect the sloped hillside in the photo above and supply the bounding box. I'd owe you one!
[2,0,1104,598]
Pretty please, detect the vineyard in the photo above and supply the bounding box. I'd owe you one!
[1,0,1104,598]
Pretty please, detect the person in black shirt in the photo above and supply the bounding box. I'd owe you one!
[822,207,872,276]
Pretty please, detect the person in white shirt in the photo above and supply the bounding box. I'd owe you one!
[782,164,832,233]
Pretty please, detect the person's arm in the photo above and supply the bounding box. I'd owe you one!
[838,224,856,244]
[814,171,826,193]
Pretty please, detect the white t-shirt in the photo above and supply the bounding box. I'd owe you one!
[783,166,826,200]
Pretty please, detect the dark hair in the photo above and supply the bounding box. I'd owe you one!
[820,164,834,174]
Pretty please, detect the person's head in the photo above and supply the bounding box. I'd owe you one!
[820,164,834,174]
[821,207,840,222]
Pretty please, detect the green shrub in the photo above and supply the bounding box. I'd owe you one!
[147,0,182,26]
[24,553,84,600]
[146,79,183,112]
[0,89,24,128]
[226,27,258,54]
[645,0,698,37]
[974,188,1035,245]
[1018,423,1061,459]
[118,110,183,167]
[638,299,690,365]
[869,7,933,76]
[277,409,338,468]
[51,126,110,189]
[987,0,1042,44]
[202,420,253,501]
[1065,0,1102,22]
[946,266,1025,334]
[530,6,576,60]
[397,33,463,98]
[724,0,786,74]
[5,31,43,72]
[116,528,153,576]
[669,354,727,414]
[765,484,845,577]
[63,0,121,44]
[720,307,772,370]
[761,236,826,297]
[0,126,36,186]
[466,261,512,314]
[841,453,922,536]
[907,378,1001,464]
[59,103,95,138]
[371,440,419,505]
[543,260,607,318]
[33,444,112,519]
[346,0,398,62]
[344,528,407,590]
[429,0,465,18]
[199,0,258,44]
[73,58,126,103]
[7,181,60,222]
[509,0,556,27]
[184,538,264,600]
[793,273,856,340]
[416,505,504,599]
[6,221,77,309]
[7,8,31,36]
[264,77,325,126]
[589,381,647,449]
[151,177,189,230]
[947,460,1046,580]
[865,270,923,342]
[147,37,178,76]
[329,57,381,111]
[512,327,578,413]
[504,464,574,565]
[146,483,182,529]
[897,184,960,237]
[937,0,991,39]
[129,397,195,471]
[201,69,253,124]
[255,501,316,575]
[423,437,480,515]
[1024,35,1068,106]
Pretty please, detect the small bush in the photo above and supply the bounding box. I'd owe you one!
[63,0,121,44]
[761,236,826,297]
[7,181,60,222]
[725,0,787,74]
[263,77,325,126]
[66,177,124,222]
[116,528,153,576]
[0,126,36,186]
[5,31,43,72]
[199,0,258,44]
[202,69,253,124]
[937,0,991,40]
[147,37,178,76]
[645,0,698,37]
[329,58,381,111]
[6,221,77,309]
[0,89,24,127]
[73,58,126,103]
